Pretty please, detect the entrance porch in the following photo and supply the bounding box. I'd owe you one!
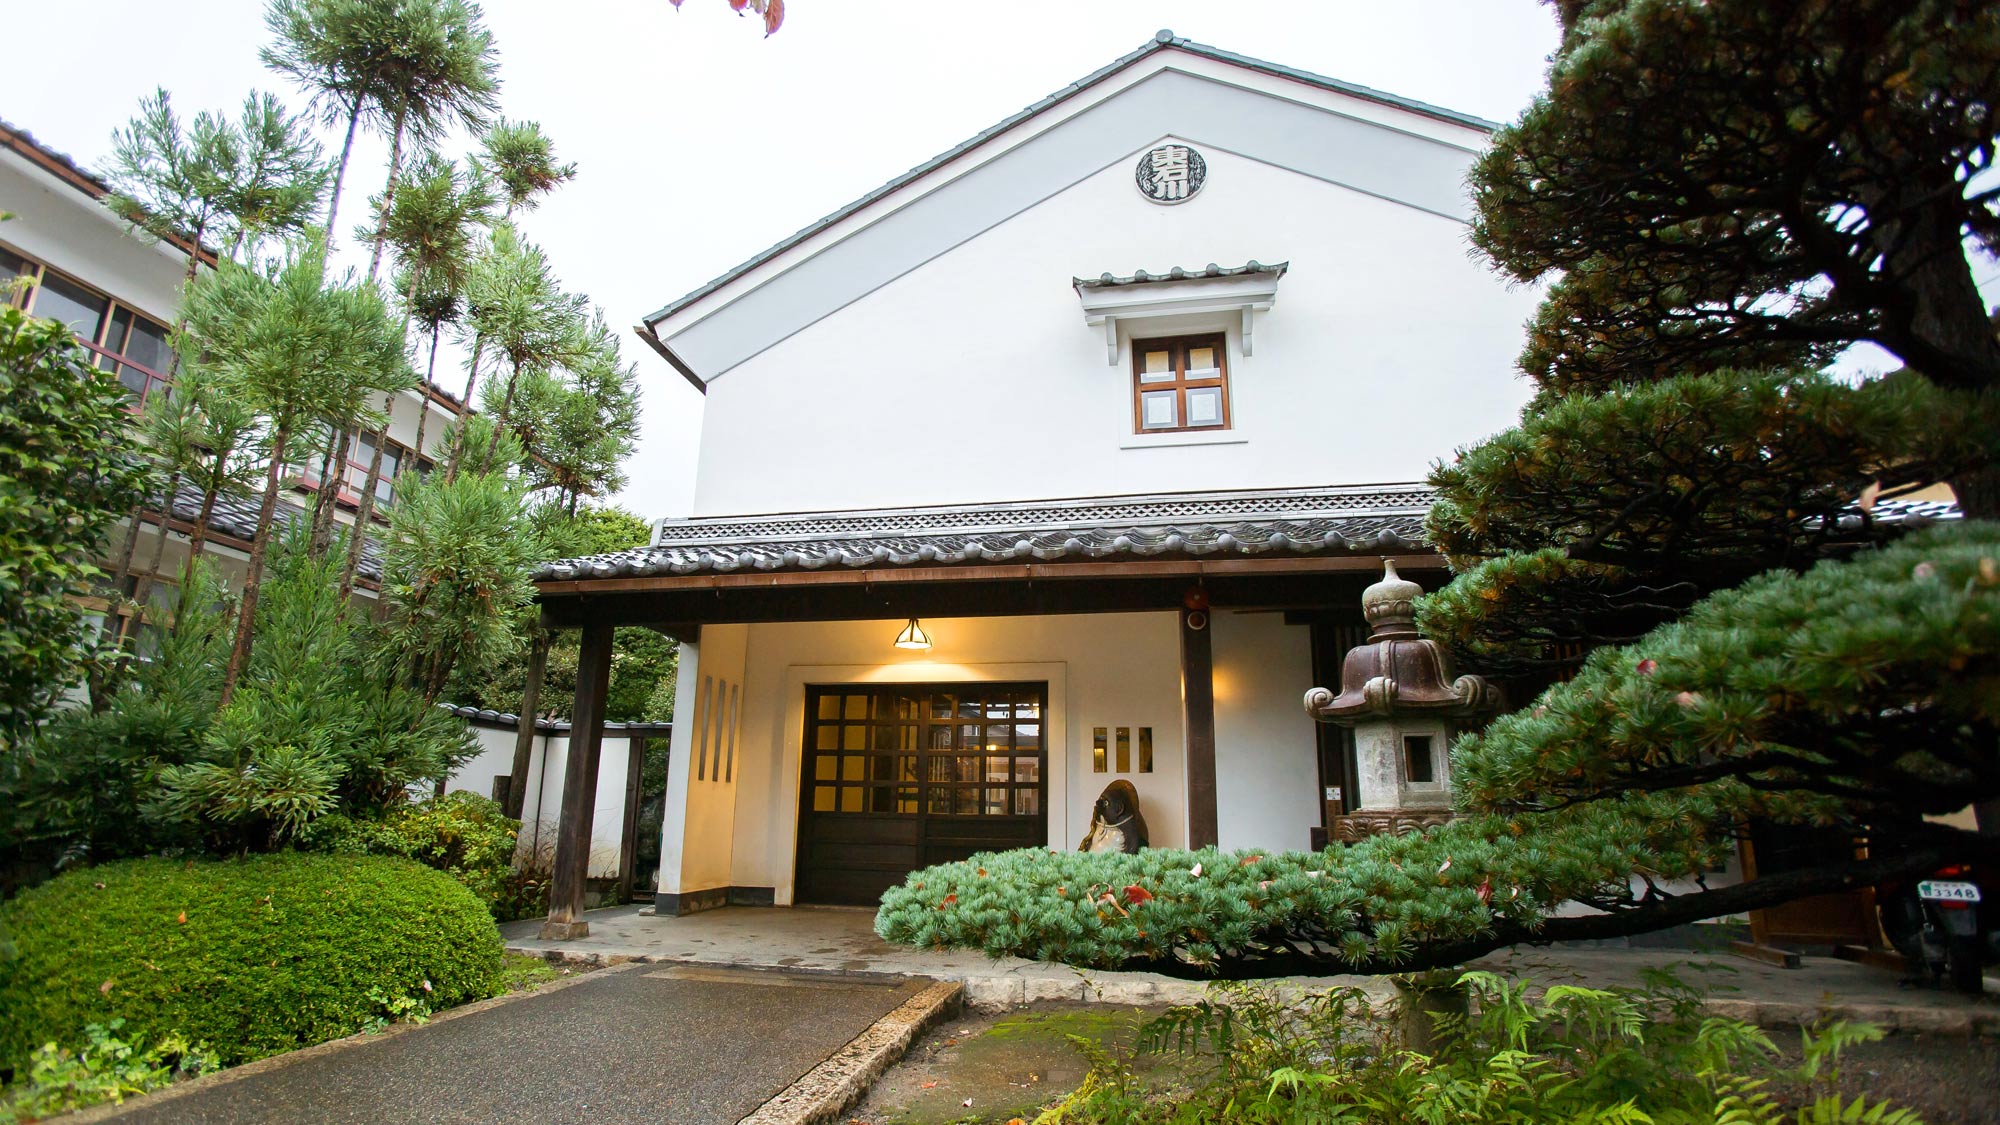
[526,485,1442,938]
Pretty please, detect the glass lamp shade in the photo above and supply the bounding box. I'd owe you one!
[893,618,933,650]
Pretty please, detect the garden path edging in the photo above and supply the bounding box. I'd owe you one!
[734,978,963,1125]
[65,961,636,1123]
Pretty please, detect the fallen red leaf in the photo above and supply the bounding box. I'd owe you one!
[1123,884,1154,905]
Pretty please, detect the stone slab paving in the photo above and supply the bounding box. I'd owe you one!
[102,962,931,1125]
[503,905,2000,1031]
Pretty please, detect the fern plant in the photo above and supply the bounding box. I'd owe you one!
[1036,971,1927,1125]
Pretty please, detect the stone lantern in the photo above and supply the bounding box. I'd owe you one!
[1303,561,1497,842]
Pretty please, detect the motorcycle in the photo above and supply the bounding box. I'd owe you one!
[1877,862,1997,994]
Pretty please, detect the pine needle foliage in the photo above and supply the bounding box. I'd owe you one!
[879,525,1999,976]
[375,468,540,704]
[478,117,576,217]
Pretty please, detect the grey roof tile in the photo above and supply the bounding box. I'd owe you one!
[160,483,385,582]
[1074,260,1287,289]
[537,485,1435,581]
[533,489,1964,585]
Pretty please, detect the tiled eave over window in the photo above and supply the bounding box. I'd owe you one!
[1074,261,1286,364]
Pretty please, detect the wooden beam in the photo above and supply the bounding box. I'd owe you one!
[540,621,614,941]
[540,571,1395,631]
[534,552,1445,599]
[1181,604,1218,849]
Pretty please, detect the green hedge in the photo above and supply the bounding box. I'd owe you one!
[0,853,502,1068]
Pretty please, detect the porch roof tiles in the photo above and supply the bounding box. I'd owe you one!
[532,490,1966,586]
[535,484,1435,582]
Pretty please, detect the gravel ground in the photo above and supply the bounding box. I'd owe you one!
[1775,1033,2000,1125]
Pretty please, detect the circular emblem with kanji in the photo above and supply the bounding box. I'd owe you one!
[1134,143,1206,205]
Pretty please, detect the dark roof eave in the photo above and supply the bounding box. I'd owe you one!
[635,322,706,394]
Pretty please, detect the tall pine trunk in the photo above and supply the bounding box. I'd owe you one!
[309,426,353,557]
[504,627,550,819]
[478,358,522,475]
[410,329,443,470]
[129,469,183,632]
[365,112,407,284]
[324,105,361,250]
[445,334,487,481]
[339,393,398,601]
[446,201,515,483]
[221,422,294,704]
[341,297,419,598]
[175,471,225,635]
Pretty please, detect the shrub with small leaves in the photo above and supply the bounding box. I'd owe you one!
[303,792,520,913]
[0,854,501,1068]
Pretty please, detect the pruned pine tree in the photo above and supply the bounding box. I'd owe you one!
[214,92,330,262]
[376,468,539,705]
[166,370,268,612]
[478,118,576,221]
[261,0,498,253]
[176,237,409,703]
[449,118,576,463]
[500,312,641,514]
[456,223,584,478]
[341,153,495,598]
[876,0,2000,978]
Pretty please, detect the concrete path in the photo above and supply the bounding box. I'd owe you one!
[101,963,933,1125]
[504,905,2000,1032]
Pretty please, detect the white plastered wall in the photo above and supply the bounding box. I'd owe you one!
[719,611,1221,905]
[688,143,1536,516]
[658,624,748,896]
[450,723,640,880]
[1211,610,1322,855]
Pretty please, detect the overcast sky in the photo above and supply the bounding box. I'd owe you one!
[3,1,1566,518]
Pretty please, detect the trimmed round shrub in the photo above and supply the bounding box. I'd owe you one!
[0,853,502,1067]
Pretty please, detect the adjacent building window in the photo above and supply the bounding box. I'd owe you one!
[1132,333,1230,433]
[3,244,175,406]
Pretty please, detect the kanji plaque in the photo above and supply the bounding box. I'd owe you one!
[1134,143,1206,205]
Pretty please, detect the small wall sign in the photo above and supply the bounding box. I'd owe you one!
[1135,144,1205,205]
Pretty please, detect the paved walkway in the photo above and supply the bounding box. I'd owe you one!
[99,963,932,1125]
[504,905,2000,1031]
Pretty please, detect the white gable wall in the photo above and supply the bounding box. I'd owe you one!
[690,141,1536,515]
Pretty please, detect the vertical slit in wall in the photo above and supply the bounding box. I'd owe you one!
[725,683,739,783]
[695,676,713,781]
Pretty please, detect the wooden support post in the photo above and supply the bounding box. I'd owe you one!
[540,620,613,941]
[617,736,647,905]
[505,623,551,820]
[1181,605,1218,849]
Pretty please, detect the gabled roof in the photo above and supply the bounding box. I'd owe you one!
[640,30,1497,367]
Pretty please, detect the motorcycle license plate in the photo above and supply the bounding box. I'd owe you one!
[1917,880,1981,903]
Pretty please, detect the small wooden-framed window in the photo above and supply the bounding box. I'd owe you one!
[1132,333,1229,433]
